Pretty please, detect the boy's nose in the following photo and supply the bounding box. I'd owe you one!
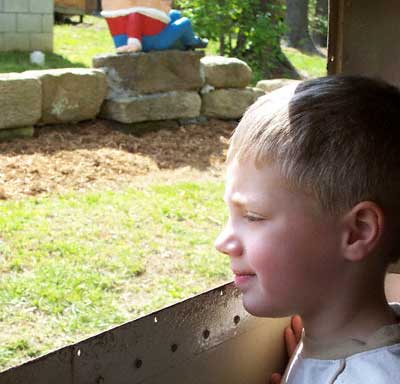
[214,227,243,257]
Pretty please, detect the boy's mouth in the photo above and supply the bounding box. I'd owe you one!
[232,271,256,286]
[232,269,255,276]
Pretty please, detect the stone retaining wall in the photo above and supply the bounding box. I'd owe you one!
[93,51,204,124]
[0,0,54,52]
[93,51,265,124]
[200,56,264,119]
[0,51,279,138]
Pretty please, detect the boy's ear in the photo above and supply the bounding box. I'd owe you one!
[341,201,384,262]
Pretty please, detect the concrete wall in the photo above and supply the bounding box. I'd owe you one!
[0,0,54,52]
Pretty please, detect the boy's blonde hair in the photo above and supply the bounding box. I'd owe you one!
[228,76,400,259]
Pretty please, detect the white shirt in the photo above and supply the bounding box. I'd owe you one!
[284,304,400,383]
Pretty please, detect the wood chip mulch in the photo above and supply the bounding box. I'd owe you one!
[0,119,236,200]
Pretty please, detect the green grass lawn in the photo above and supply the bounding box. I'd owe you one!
[0,181,230,370]
[282,46,327,79]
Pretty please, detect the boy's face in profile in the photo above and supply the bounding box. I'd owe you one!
[215,158,344,318]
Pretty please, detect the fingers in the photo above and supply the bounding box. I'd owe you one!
[291,315,303,343]
[274,315,304,384]
[270,373,282,384]
[284,326,298,357]
[285,315,304,358]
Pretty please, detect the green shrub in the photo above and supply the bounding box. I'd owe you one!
[177,0,295,79]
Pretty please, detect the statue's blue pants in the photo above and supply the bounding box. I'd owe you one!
[141,10,202,51]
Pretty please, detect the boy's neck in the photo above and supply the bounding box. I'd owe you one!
[301,302,400,360]
[302,277,397,348]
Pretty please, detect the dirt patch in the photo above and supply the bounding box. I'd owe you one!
[0,119,235,199]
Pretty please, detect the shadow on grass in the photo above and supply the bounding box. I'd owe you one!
[0,51,87,73]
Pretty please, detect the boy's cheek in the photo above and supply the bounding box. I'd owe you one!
[251,243,305,288]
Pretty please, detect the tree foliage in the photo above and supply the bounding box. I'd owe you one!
[284,0,328,52]
[309,0,328,47]
[285,0,319,53]
[176,0,299,79]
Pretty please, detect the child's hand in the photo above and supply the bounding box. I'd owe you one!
[269,315,303,384]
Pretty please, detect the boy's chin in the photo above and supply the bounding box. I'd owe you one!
[242,297,292,318]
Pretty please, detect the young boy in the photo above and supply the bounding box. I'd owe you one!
[215,76,400,383]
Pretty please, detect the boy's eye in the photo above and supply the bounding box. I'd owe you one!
[243,213,264,222]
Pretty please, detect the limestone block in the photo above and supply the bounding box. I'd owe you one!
[201,88,265,120]
[4,0,29,12]
[24,68,107,124]
[0,73,41,129]
[201,56,252,89]
[256,79,301,93]
[93,50,204,97]
[0,13,16,33]
[101,91,201,124]
[3,32,30,51]
[18,14,42,33]
[30,0,53,13]
[30,33,53,51]
[42,14,54,33]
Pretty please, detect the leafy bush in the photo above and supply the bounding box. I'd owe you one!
[309,0,328,47]
[176,0,296,79]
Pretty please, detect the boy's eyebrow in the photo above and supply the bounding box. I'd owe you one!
[223,192,248,207]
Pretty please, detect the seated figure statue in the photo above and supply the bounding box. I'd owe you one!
[101,0,208,53]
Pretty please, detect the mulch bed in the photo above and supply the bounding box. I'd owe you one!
[0,119,235,200]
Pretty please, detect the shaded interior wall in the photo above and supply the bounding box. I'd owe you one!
[328,0,400,87]
[328,0,400,320]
